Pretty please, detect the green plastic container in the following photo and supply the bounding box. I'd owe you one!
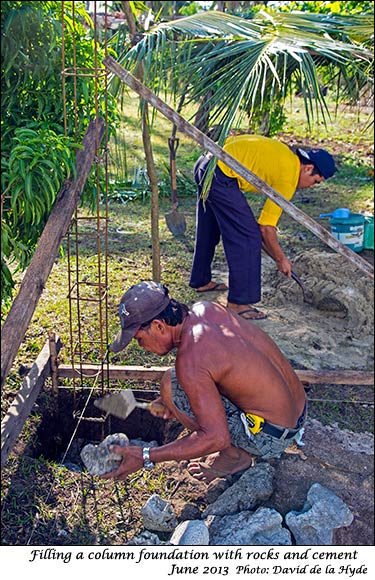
[363,215,374,250]
[329,213,365,252]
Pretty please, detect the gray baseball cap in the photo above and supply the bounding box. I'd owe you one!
[110,281,171,352]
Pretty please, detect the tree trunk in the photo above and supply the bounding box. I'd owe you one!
[122,2,160,281]
[194,91,212,135]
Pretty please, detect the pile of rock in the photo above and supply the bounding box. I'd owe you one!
[127,466,353,546]
[78,422,372,546]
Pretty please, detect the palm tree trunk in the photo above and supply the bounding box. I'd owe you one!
[122,1,161,281]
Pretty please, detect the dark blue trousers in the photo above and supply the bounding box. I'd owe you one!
[189,155,262,305]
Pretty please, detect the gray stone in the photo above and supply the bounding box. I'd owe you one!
[126,531,164,545]
[80,433,129,476]
[206,507,292,545]
[140,494,178,532]
[170,520,210,545]
[285,483,354,545]
[178,503,202,522]
[203,462,275,517]
[129,438,159,448]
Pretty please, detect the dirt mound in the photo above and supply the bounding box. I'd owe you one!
[264,249,374,338]
[230,249,375,371]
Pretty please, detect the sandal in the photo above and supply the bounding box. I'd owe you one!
[236,307,267,320]
[196,282,228,293]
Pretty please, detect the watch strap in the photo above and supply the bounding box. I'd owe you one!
[142,447,155,469]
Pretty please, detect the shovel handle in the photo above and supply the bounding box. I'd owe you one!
[136,401,166,416]
[149,401,168,417]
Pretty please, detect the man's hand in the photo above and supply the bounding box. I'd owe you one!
[149,397,175,420]
[275,255,292,277]
[100,445,144,481]
[260,225,292,277]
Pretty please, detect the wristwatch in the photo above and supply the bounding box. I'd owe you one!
[142,447,155,470]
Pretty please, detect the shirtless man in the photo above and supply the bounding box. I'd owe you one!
[103,280,307,482]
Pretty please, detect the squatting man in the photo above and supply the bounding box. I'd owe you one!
[102,281,307,483]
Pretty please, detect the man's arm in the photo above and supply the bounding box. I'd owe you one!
[101,364,232,481]
[260,224,292,277]
[101,422,230,481]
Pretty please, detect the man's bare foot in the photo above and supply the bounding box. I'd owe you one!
[187,447,256,483]
[196,281,228,293]
[227,302,267,320]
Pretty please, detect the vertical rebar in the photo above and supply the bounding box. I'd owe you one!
[61,1,111,411]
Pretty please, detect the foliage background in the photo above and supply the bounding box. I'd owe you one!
[1,0,118,306]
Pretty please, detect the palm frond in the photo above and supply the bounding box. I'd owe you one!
[109,9,373,152]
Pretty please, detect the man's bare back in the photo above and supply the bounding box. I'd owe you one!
[176,301,306,428]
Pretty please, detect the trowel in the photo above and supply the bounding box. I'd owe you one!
[94,390,164,420]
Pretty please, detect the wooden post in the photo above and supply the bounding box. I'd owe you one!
[1,336,62,468]
[103,55,373,280]
[1,119,105,389]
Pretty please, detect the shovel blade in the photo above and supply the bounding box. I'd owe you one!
[165,209,186,236]
[94,390,137,420]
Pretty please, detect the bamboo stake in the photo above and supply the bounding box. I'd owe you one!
[103,55,373,280]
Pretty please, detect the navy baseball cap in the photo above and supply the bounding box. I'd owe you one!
[297,148,336,179]
[110,281,171,352]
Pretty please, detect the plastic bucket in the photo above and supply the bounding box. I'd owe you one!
[329,213,365,252]
[363,215,374,250]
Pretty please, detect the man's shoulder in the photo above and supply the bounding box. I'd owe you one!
[190,300,226,318]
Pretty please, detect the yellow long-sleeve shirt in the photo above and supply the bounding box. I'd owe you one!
[217,134,300,227]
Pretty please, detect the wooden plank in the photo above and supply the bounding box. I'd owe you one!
[103,55,373,280]
[57,364,374,385]
[1,119,105,389]
[57,363,169,381]
[296,369,374,385]
[1,337,62,468]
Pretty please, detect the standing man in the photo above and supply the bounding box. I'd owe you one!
[104,281,307,483]
[189,134,336,319]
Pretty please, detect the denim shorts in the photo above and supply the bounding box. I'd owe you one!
[170,369,304,459]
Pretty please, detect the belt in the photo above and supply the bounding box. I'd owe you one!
[261,402,307,440]
[261,422,299,440]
